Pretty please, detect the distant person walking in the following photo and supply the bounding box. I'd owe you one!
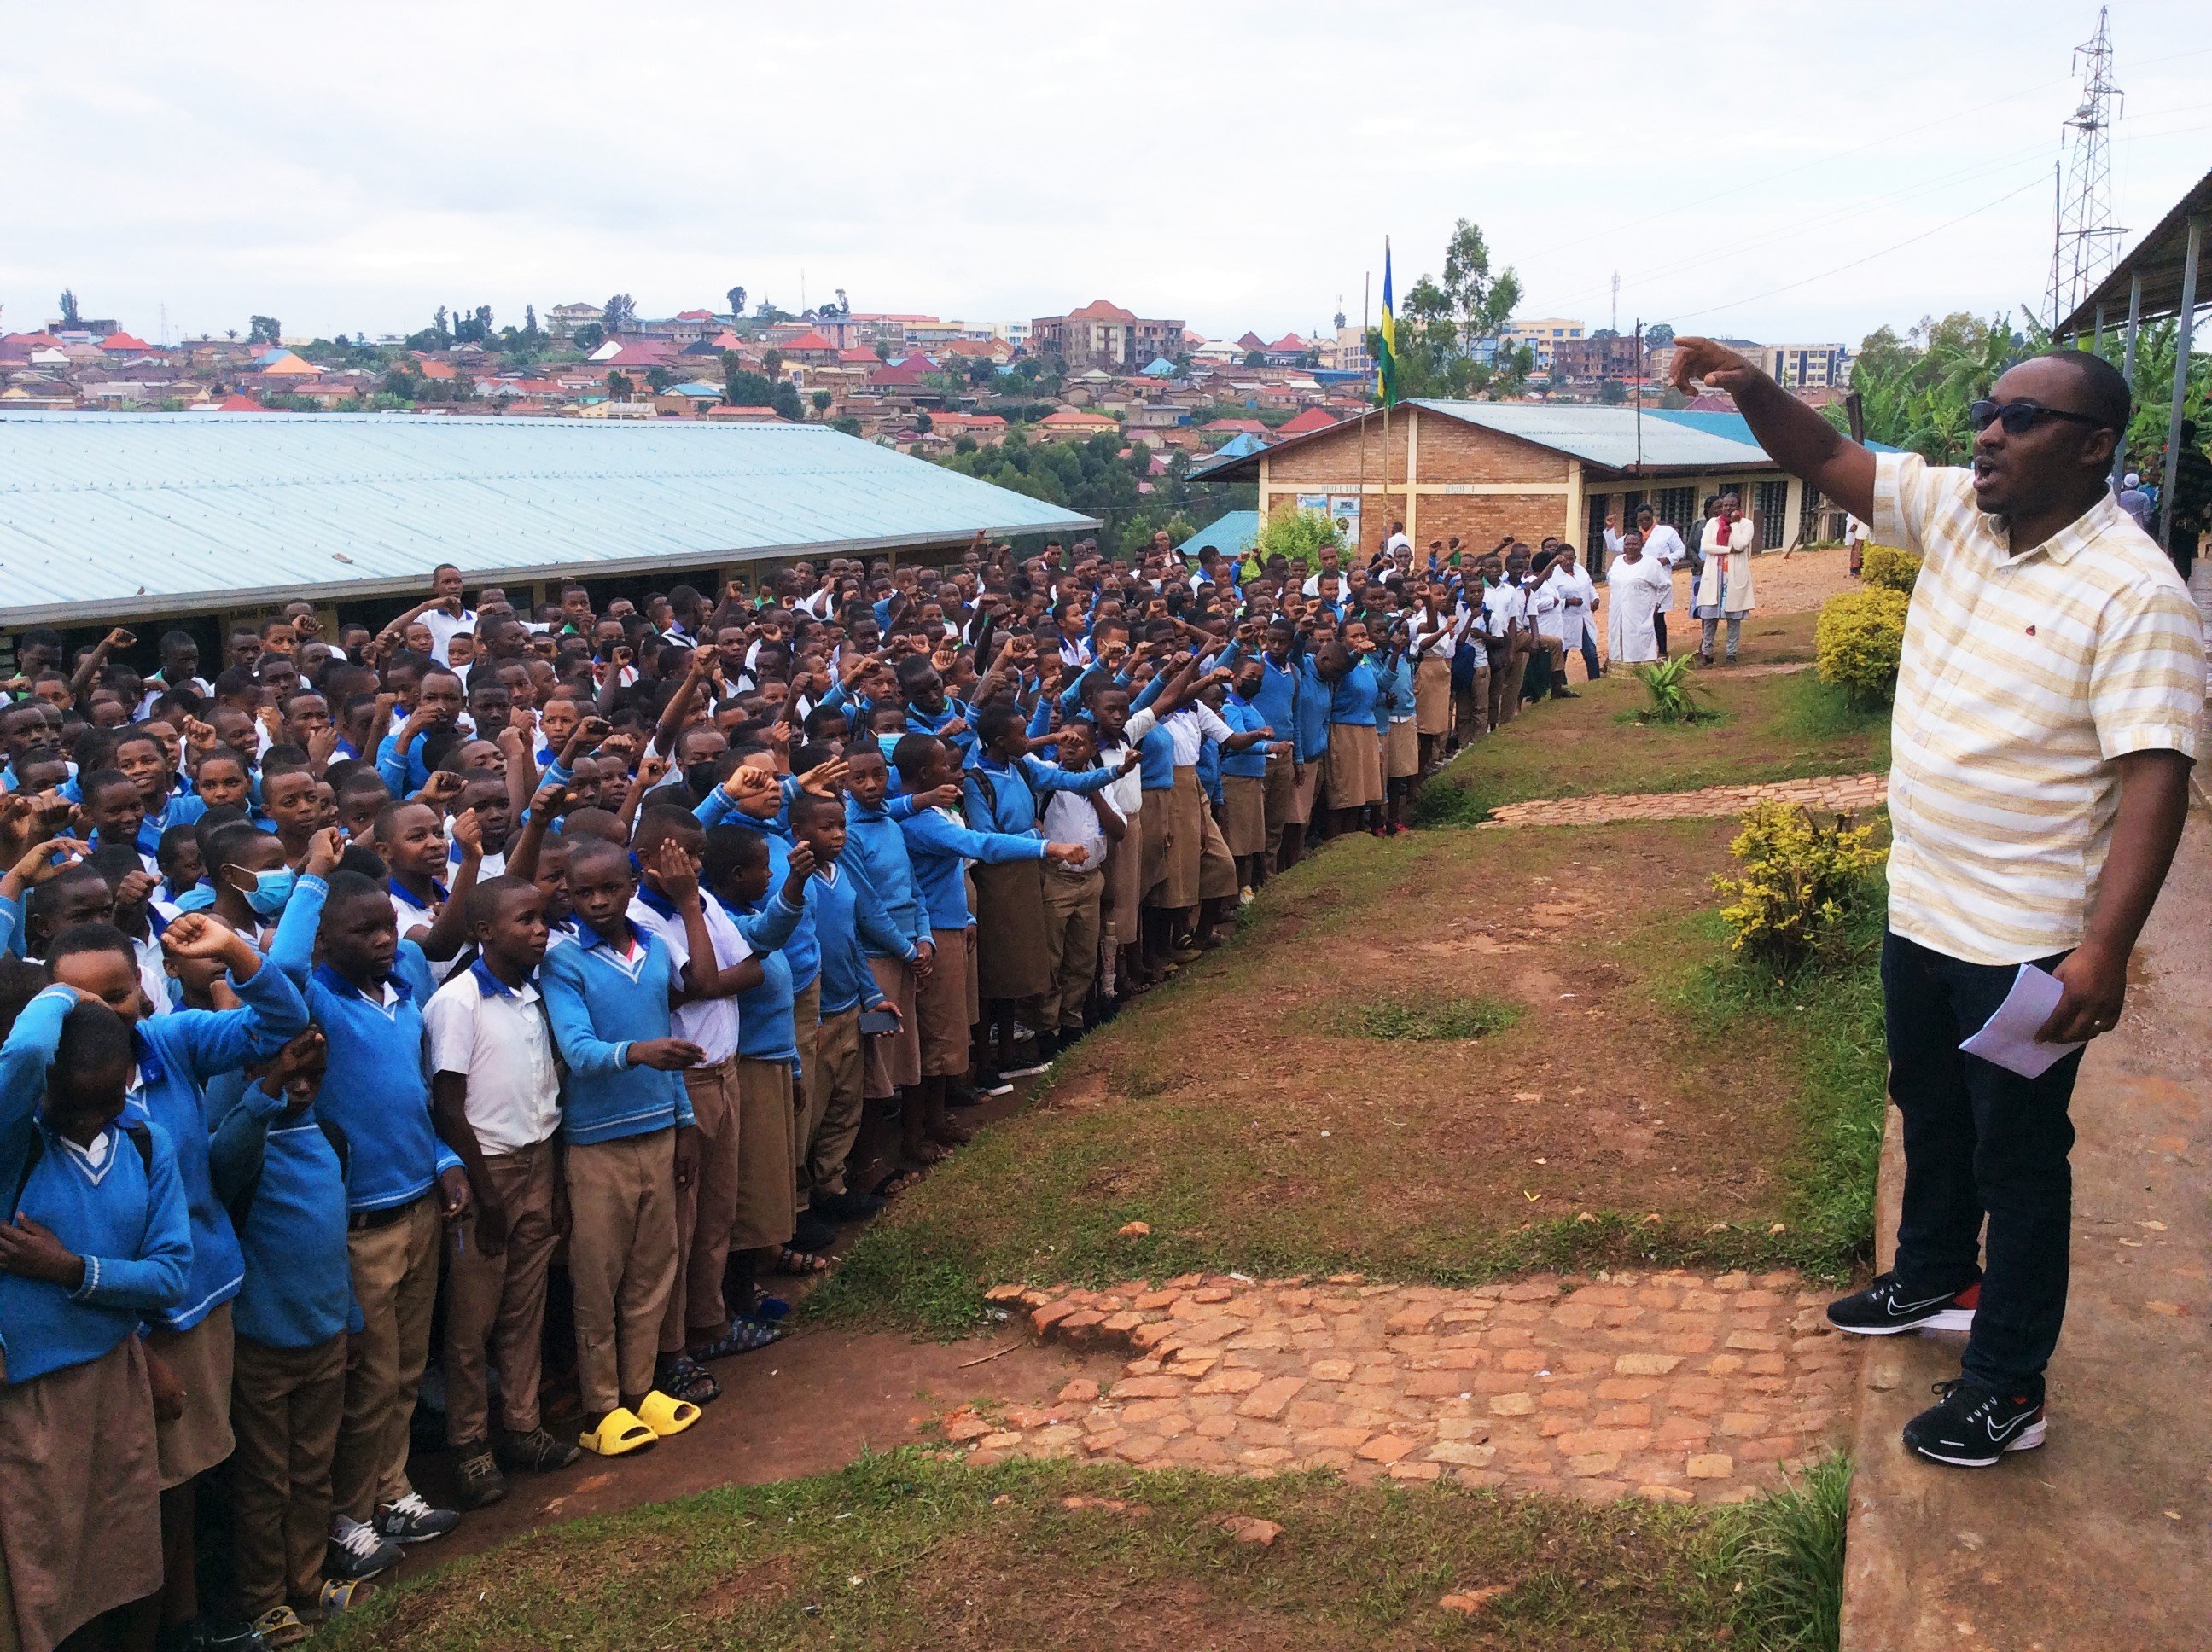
[1669,335,2203,1469]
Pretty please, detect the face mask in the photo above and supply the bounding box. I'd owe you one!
[230,866,297,918]
[876,732,901,761]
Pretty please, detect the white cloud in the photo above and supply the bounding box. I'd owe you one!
[2,0,2206,346]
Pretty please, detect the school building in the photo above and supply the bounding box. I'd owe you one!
[1196,400,1837,565]
[0,411,1095,659]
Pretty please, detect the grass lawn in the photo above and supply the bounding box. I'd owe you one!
[1416,612,1890,827]
[816,817,1889,1339]
[319,1450,1848,1652]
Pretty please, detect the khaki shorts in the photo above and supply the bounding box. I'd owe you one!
[863,954,919,1096]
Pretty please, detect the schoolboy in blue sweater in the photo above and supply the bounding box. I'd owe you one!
[538,835,706,1458]
[0,985,189,1652]
[281,869,469,1553]
[207,1027,395,1642]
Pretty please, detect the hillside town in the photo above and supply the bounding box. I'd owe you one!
[0,290,1858,460]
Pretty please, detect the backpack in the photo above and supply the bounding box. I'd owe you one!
[9,1120,154,1219]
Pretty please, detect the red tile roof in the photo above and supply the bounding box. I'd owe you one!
[1276,408,1339,435]
[1067,300,1138,322]
[1203,418,1268,433]
[216,394,266,411]
[101,332,151,352]
[674,309,714,321]
[1269,334,1307,352]
[777,330,835,352]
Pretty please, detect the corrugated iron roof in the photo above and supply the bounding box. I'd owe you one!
[1407,401,1775,469]
[0,411,1096,624]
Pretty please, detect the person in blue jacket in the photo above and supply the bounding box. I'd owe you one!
[892,732,1085,1153]
[0,980,189,1652]
[207,1026,397,1642]
[40,909,307,1645]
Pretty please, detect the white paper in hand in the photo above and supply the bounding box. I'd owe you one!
[1958,963,2085,1079]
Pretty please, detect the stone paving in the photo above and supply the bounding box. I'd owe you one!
[1477,771,1886,829]
[940,1270,1859,1505]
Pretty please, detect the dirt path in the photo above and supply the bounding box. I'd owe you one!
[1479,771,1885,828]
[946,1269,1858,1506]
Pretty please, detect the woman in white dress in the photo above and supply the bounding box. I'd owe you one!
[1604,531,1671,665]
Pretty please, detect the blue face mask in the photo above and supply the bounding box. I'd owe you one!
[876,732,901,761]
[232,866,298,918]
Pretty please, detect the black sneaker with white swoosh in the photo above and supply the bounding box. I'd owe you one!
[1901,1378,2046,1467]
[1825,1271,1980,1335]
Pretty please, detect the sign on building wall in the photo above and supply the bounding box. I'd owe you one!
[1330,493,1363,550]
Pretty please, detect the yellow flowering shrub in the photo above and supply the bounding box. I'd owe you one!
[1859,544,1922,593]
[1814,587,1911,708]
[1713,801,1885,971]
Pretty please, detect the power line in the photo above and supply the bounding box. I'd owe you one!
[1668,176,2052,326]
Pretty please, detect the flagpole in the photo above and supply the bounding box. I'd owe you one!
[1381,236,1392,563]
[1359,270,1371,558]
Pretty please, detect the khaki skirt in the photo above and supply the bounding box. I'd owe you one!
[1385,718,1420,779]
[0,1337,164,1652]
[1414,656,1453,735]
[1198,800,1239,899]
[1138,786,1174,898]
[1324,723,1384,809]
[1220,774,1267,857]
[1105,822,1144,941]
[916,926,978,1077]
[862,955,919,1096]
[148,1301,235,1488]
[972,857,1051,1000]
[1262,753,1295,839]
[1287,753,1322,825]
[730,1056,797,1252]
[1159,767,1205,909]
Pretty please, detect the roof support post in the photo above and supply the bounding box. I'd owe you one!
[2157,215,2203,555]
[2114,271,2143,492]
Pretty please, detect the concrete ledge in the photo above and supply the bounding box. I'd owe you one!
[1838,813,2212,1651]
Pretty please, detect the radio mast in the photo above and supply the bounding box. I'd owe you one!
[2046,7,2126,329]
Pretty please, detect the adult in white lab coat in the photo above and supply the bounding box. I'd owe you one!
[1604,531,1672,665]
[1634,505,1685,657]
[1544,546,1602,681]
[1691,495,1758,663]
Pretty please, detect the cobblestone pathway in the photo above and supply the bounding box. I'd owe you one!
[1477,771,1885,829]
[941,1270,1859,1505]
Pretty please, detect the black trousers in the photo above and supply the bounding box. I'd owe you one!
[1883,929,2085,1392]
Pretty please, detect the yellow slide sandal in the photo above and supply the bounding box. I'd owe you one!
[636,1389,701,1439]
[579,1407,658,1457]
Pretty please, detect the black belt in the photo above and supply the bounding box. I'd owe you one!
[348,1194,426,1232]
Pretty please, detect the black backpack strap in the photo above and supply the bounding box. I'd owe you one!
[9,1122,151,1218]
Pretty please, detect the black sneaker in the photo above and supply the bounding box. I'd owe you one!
[973,1070,1014,1097]
[815,1187,888,1222]
[1826,1272,1979,1335]
[375,1491,459,1544]
[495,1426,581,1474]
[792,1210,837,1253]
[451,1446,508,1510]
[1901,1378,2046,1467]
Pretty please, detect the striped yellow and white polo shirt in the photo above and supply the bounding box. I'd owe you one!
[1873,450,2204,966]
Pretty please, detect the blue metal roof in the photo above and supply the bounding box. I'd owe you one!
[1407,400,1776,470]
[0,412,1097,624]
[1176,509,1260,560]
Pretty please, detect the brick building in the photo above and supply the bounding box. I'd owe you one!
[1196,400,1826,564]
[1029,300,1185,371]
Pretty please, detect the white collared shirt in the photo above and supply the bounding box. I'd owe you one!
[422,969,563,1155]
[628,893,750,1063]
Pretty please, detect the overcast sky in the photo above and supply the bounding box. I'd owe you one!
[4,1,2208,350]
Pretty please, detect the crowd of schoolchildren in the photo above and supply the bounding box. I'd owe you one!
[0,515,1699,1652]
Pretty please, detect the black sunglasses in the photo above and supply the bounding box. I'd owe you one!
[1969,398,2107,436]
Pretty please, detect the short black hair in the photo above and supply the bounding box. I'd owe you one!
[463,873,538,928]
[2033,347,2132,433]
[45,920,135,970]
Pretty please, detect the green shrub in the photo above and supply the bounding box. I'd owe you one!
[1859,543,1922,593]
[1712,801,1884,973]
[1726,1453,1853,1650]
[1254,505,1343,571]
[1336,992,1523,1042]
[1632,654,1715,724]
[1813,587,1910,708]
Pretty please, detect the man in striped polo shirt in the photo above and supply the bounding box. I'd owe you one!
[1672,337,2203,1469]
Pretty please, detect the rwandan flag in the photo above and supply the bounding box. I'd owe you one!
[1377,237,1399,407]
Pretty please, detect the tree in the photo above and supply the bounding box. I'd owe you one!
[726,285,746,317]
[762,347,783,381]
[430,305,451,349]
[57,289,81,329]
[1827,311,2043,465]
[645,365,675,393]
[1599,378,1627,405]
[602,293,637,334]
[1369,218,1524,402]
[524,304,540,341]
[606,370,633,402]
[831,416,862,436]
[1644,323,1675,349]
[1440,218,1522,354]
[722,349,773,405]
[874,340,893,361]
[572,322,605,352]
[811,388,833,415]
[913,411,934,433]
[248,315,282,346]
[771,381,804,421]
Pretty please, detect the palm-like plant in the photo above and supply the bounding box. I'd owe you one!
[1633,655,1714,724]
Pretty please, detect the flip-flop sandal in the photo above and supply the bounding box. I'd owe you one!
[928,1122,975,1148]
[655,1353,720,1404]
[314,1579,378,1619]
[776,1246,835,1276]
[636,1389,701,1439]
[875,1168,925,1197]
[906,1140,952,1166]
[579,1407,657,1457]
[692,1319,783,1359]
